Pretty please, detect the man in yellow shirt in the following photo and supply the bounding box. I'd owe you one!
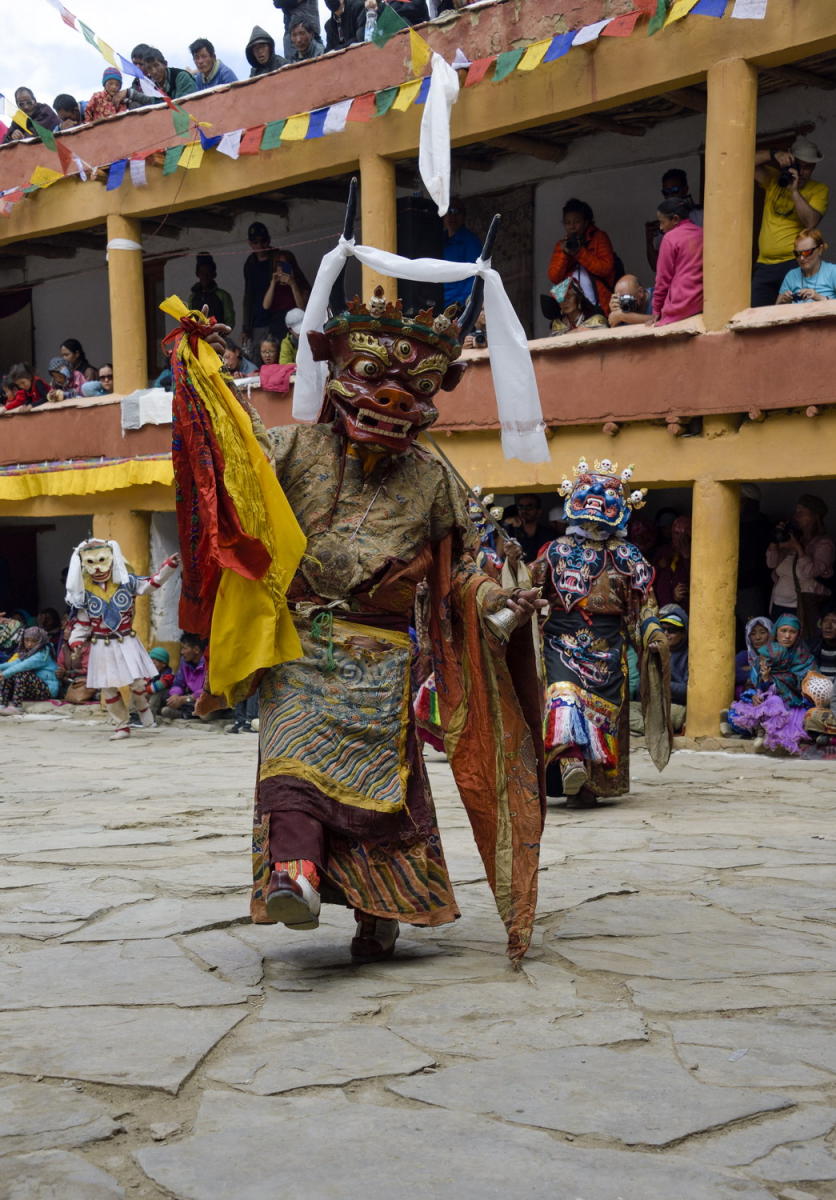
[752,137,828,307]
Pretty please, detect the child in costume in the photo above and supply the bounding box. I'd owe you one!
[65,538,180,740]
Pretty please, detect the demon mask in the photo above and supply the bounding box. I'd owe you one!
[307,287,466,453]
[559,458,647,535]
[79,540,114,584]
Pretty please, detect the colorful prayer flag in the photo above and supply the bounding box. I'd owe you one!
[731,0,767,16]
[95,38,118,66]
[375,87,398,116]
[306,108,328,138]
[281,113,309,140]
[106,158,128,190]
[238,126,265,154]
[415,76,431,104]
[260,120,285,149]
[573,18,613,44]
[198,128,222,151]
[78,21,98,48]
[517,39,551,71]
[602,10,641,35]
[543,32,574,62]
[691,0,727,12]
[30,165,63,189]
[162,145,183,175]
[11,109,30,134]
[409,29,432,76]
[371,3,410,46]
[217,129,243,158]
[179,142,204,169]
[648,0,668,34]
[323,99,352,133]
[118,54,138,76]
[30,119,57,151]
[493,48,524,80]
[55,140,73,174]
[393,80,422,110]
[465,57,494,86]
[129,158,147,187]
[172,109,191,136]
[665,0,699,23]
[348,93,376,122]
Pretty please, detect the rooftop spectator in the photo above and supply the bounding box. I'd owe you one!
[652,198,703,326]
[323,0,366,51]
[46,357,78,403]
[646,168,702,272]
[288,17,325,61]
[548,277,607,336]
[189,38,238,90]
[246,26,288,76]
[188,253,235,327]
[274,0,322,57]
[548,197,616,312]
[85,68,128,123]
[53,94,86,128]
[0,627,59,714]
[125,44,154,109]
[261,249,311,341]
[142,48,198,102]
[3,88,60,143]
[776,228,836,304]
[222,339,258,377]
[259,335,281,366]
[61,339,96,387]
[752,137,828,307]
[767,494,834,635]
[4,364,48,412]
[607,274,654,328]
[81,364,115,397]
[366,0,430,27]
[280,308,305,363]
[442,198,482,310]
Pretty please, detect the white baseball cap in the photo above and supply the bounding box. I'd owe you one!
[790,137,823,164]
[285,307,305,334]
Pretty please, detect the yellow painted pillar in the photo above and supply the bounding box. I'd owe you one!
[106,214,148,394]
[686,479,740,737]
[703,58,758,330]
[359,153,397,297]
[92,509,152,647]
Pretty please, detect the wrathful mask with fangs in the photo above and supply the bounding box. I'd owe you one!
[79,542,114,584]
[309,321,466,454]
[565,471,630,532]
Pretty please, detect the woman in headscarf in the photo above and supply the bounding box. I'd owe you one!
[727,614,815,754]
[549,277,607,336]
[0,627,59,714]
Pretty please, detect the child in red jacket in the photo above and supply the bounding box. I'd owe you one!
[5,363,49,411]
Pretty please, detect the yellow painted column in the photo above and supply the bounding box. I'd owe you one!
[703,58,758,330]
[686,479,740,737]
[92,509,152,647]
[106,214,148,394]
[359,153,397,297]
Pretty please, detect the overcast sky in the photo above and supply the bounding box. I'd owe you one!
[1,0,330,109]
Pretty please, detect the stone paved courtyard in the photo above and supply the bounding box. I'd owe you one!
[1,711,835,1199]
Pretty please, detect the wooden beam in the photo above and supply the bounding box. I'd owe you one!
[227,197,290,218]
[585,115,647,137]
[666,87,708,112]
[0,241,75,259]
[488,134,568,163]
[769,64,836,91]
[165,209,235,232]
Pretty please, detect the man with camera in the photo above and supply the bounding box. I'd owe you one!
[607,274,655,328]
[752,137,828,307]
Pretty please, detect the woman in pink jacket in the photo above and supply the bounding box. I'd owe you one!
[653,198,704,326]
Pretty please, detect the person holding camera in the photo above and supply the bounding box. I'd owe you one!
[547,197,617,311]
[752,137,828,307]
[776,229,836,304]
[261,249,311,345]
[608,274,655,328]
[767,495,834,635]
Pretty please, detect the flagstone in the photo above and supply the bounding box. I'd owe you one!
[62,896,247,941]
[0,1082,123,1156]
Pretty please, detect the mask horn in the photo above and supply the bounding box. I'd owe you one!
[459,213,500,340]
[329,176,359,316]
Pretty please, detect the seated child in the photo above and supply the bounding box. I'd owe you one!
[0,626,59,713]
[162,633,207,719]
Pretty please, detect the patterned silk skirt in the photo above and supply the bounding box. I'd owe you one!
[251,615,459,927]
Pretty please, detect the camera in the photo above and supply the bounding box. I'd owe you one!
[473,330,487,347]
[777,160,800,188]
[619,294,638,313]
[775,520,801,543]
[564,233,581,253]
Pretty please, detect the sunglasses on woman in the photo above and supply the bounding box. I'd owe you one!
[793,246,819,259]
